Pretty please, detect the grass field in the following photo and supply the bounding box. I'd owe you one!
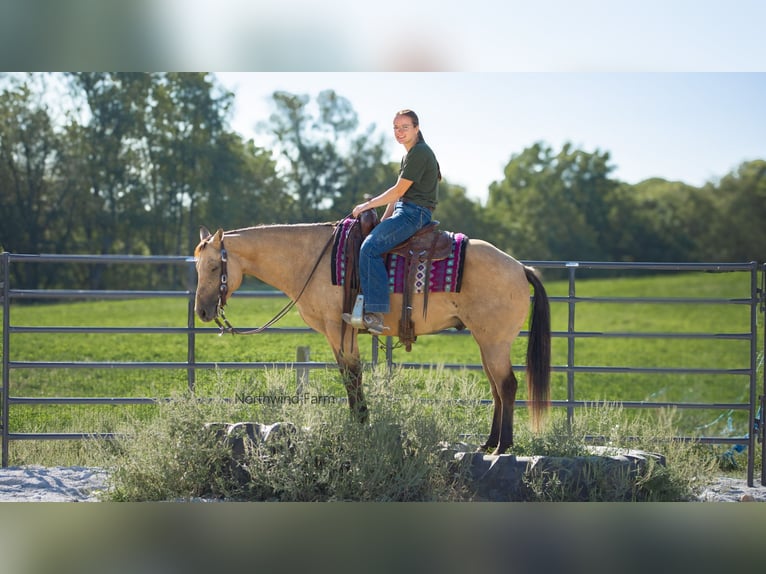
[1,268,763,472]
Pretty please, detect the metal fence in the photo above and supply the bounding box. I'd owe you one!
[2,253,765,486]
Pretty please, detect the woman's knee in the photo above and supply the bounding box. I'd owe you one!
[360,234,387,259]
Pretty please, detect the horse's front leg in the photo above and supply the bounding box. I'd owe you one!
[334,349,368,424]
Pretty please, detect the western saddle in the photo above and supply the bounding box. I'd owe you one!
[339,208,454,351]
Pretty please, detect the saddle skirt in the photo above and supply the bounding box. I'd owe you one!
[331,217,468,294]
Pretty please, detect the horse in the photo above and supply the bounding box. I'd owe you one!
[193,222,551,455]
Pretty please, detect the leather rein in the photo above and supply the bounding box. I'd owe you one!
[211,223,339,335]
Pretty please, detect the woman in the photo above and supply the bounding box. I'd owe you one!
[343,109,441,335]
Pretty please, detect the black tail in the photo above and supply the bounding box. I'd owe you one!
[524,266,551,430]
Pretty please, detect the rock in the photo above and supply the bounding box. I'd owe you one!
[205,421,296,455]
[204,422,297,483]
[444,445,665,502]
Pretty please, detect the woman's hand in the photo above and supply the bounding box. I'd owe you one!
[351,202,370,218]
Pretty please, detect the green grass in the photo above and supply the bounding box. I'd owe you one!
[1,270,763,483]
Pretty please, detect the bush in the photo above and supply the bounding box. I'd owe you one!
[104,368,473,501]
[514,404,719,502]
[100,369,724,502]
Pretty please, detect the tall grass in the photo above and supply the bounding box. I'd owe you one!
[101,368,477,502]
[92,368,720,502]
[514,404,721,501]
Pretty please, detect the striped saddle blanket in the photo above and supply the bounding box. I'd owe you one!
[330,217,468,294]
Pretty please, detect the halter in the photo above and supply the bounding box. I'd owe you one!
[212,242,241,333]
[209,227,338,335]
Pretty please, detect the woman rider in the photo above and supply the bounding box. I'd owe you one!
[343,109,441,335]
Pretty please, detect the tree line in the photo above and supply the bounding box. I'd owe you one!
[1,73,763,290]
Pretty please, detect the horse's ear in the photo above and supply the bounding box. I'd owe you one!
[212,228,225,247]
[200,226,212,241]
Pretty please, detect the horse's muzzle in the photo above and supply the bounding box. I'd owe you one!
[195,303,218,322]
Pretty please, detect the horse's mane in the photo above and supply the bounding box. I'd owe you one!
[226,221,336,234]
[195,221,337,257]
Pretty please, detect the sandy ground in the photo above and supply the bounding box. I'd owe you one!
[0,466,765,502]
[0,466,109,502]
[695,475,766,502]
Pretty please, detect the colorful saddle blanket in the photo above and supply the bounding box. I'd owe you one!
[330,218,468,294]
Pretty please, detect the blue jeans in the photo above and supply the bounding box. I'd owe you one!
[359,200,432,313]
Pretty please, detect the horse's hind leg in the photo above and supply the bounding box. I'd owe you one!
[478,341,518,455]
[479,350,501,451]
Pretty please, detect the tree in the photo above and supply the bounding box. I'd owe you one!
[704,160,766,262]
[139,73,235,255]
[331,124,393,220]
[487,142,619,261]
[0,81,56,252]
[261,89,389,222]
[200,134,294,228]
[431,181,495,241]
[0,77,70,288]
[628,178,710,262]
[63,73,151,252]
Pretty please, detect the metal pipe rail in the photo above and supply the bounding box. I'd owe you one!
[2,252,764,487]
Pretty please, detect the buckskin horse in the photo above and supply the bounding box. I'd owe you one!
[193,222,550,455]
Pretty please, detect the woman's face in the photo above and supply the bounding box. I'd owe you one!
[393,114,419,149]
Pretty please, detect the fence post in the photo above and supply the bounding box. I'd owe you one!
[746,262,758,487]
[296,346,310,395]
[761,263,766,486]
[2,252,10,467]
[371,335,379,367]
[186,261,197,392]
[565,262,578,430]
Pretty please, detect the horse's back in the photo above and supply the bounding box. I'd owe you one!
[461,239,529,292]
[403,238,531,337]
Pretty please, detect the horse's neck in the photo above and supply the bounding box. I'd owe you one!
[225,224,333,297]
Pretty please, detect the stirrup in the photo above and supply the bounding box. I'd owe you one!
[345,294,366,329]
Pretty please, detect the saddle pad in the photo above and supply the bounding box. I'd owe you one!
[331,218,468,294]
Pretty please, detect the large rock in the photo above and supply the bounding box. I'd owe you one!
[205,422,667,501]
[204,422,297,483]
[205,421,296,459]
[445,445,666,502]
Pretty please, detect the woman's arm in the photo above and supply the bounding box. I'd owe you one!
[351,176,413,218]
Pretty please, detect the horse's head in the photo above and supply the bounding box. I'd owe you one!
[194,226,244,322]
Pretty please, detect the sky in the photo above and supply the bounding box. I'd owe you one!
[216,73,766,202]
[148,1,766,72]
[3,2,766,69]
[5,1,762,204]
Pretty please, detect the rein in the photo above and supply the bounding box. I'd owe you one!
[212,222,340,335]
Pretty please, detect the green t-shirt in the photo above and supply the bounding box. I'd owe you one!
[400,140,439,209]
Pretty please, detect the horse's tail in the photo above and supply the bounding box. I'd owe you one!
[524,266,551,431]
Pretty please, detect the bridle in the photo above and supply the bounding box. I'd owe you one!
[211,238,301,334]
[205,225,339,335]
